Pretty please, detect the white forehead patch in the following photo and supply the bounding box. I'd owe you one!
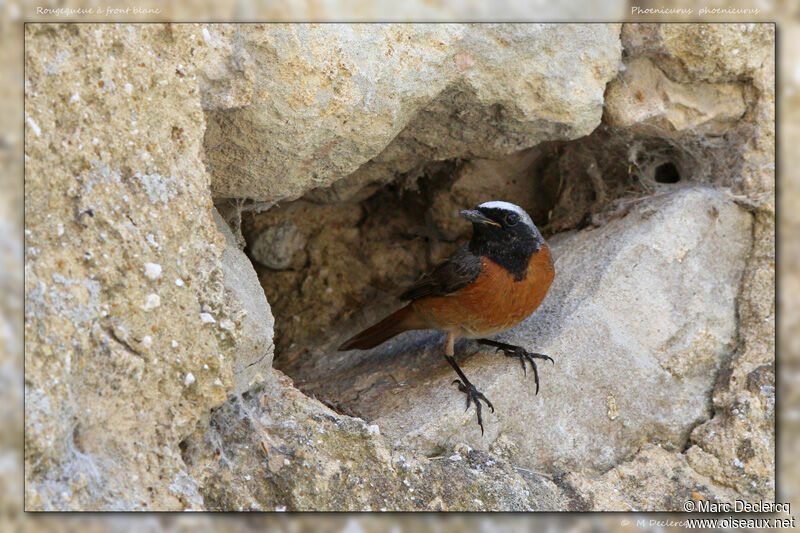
[478,201,534,228]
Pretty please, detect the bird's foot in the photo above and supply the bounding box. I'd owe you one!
[476,339,554,395]
[452,379,494,435]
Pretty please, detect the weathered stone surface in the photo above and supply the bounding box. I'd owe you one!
[204,24,622,202]
[565,443,740,511]
[647,23,773,83]
[605,56,746,134]
[214,209,275,393]
[614,22,776,501]
[23,24,251,511]
[243,198,392,356]
[302,187,752,474]
[181,368,574,511]
[684,199,775,500]
[190,25,256,111]
[606,24,774,193]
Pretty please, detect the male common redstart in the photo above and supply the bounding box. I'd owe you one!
[339,201,555,433]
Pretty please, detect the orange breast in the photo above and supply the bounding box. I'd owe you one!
[412,245,555,338]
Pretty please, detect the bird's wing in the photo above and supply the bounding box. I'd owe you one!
[400,244,483,301]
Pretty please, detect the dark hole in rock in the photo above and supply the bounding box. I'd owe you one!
[654,162,681,184]
[178,439,192,466]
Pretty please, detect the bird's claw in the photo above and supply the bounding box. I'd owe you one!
[452,379,494,435]
[490,345,554,395]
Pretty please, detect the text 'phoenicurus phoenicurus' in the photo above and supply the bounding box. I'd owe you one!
[339,201,555,434]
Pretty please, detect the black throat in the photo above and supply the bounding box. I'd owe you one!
[469,235,542,281]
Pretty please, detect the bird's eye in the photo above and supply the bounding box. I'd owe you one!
[505,213,519,226]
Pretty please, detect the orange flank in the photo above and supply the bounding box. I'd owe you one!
[411,245,554,338]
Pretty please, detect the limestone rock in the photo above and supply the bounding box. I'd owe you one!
[684,199,776,500]
[652,23,773,83]
[214,210,275,393]
[249,222,307,270]
[24,24,248,511]
[181,369,574,511]
[604,56,746,135]
[302,187,752,474]
[612,22,776,501]
[188,25,256,111]
[204,24,622,202]
[565,443,741,511]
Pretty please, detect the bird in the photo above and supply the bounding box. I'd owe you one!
[338,201,555,434]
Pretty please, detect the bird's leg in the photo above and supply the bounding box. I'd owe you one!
[476,338,554,395]
[444,332,493,434]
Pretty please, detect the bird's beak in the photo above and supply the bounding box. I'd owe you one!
[459,209,501,227]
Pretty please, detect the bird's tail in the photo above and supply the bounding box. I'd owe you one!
[338,305,423,351]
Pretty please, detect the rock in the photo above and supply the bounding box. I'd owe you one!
[565,443,741,511]
[23,24,253,510]
[181,368,574,511]
[190,25,256,111]
[616,22,776,501]
[242,199,383,356]
[213,209,275,393]
[604,56,746,135]
[204,24,622,202]
[249,222,307,270]
[628,23,774,83]
[602,23,775,198]
[684,199,776,500]
[301,187,752,474]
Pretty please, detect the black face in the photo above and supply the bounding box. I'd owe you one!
[460,204,545,280]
